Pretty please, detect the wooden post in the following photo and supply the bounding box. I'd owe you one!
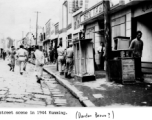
[103,0,112,81]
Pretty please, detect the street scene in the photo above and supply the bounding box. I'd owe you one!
[0,0,152,108]
[0,59,82,107]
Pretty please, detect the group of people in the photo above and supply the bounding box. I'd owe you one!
[8,45,28,74]
[7,45,45,84]
[57,42,74,78]
[49,47,57,64]
[42,47,57,65]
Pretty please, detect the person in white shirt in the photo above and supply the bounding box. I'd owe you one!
[23,48,29,71]
[16,45,28,75]
[34,45,44,83]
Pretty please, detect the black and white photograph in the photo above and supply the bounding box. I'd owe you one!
[0,0,152,119]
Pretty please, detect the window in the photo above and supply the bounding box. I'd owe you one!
[72,0,83,13]
[111,16,126,49]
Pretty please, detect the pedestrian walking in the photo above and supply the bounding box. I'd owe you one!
[64,42,74,78]
[16,45,28,75]
[129,31,144,81]
[57,43,65,75]
[34,45,45,83]
[2,50,6,60]
[8,46,16,72]
[23,48,29,71]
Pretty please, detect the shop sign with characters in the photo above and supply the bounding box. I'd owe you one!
[81,2,103,23]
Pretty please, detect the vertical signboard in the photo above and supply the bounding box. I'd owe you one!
[45,19,51,40]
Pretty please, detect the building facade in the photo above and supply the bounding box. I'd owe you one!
[43,19,51,53]
[58,0,73,49]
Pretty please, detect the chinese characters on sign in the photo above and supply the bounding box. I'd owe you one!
[74,13,81,30]
[45,20,51,40]
[81,2,103,23]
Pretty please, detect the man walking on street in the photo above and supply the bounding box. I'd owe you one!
[23,47,29,71]
[8,46,16,72]
[65,42,74,78]
[2,50,6,60]
[16,45,28,75]
[57,43,65,75]
[34,45,44,83]
[129,31,144,81]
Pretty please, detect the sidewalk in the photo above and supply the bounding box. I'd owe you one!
[43,64,152,107]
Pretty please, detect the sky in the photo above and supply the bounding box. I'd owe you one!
[0,0,129,41]
[0,0,60,40]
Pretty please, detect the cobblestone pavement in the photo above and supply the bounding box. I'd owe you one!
[0,59,82,107]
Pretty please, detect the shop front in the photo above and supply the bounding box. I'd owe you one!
[50,23,59,63]
[108,1,152,83]
[109,1,142,83]
[132,1,152,74]
[81,1,105,71]
[43,39,50,53]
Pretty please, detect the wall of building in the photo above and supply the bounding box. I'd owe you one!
[111,8,131,50]
[137,14,152,62]
[87,0,102,9]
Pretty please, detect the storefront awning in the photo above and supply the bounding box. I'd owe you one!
[43,39,50,43]
[50,37,58,41]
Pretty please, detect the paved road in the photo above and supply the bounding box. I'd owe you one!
[0,59,82,107]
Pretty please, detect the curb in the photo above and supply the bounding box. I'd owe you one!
[43,68,96,107]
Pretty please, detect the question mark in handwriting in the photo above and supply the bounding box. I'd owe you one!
[108,113,110,118]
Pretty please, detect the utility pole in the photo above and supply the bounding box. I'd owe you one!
[22,31,24,39]
[30,19,31,33]
[103,0,111,81]
[35,11,40,45]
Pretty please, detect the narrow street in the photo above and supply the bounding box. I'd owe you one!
[0,59,82,107]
